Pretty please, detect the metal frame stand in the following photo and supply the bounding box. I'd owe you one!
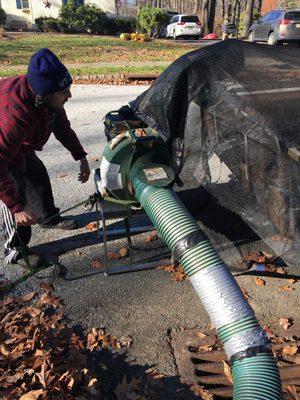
[97,200,172,276]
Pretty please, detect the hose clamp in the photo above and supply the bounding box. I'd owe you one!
[172,230,206,261]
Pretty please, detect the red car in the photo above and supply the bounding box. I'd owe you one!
[203,33,218,39]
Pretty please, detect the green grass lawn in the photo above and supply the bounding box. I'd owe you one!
[0,33,198,66]
[0,65,167,78]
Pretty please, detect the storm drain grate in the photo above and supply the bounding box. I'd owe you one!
[171,326,300,399]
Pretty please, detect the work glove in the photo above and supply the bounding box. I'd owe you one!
[78,157,90,183]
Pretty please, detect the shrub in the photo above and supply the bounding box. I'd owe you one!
[35,16,46,31]
[105,16,137,35]
[0,8,6,27]
[115,16,136,33]
[238,9,260,36]
[59,1,106,34]
[42,18,61,32]
[138,6,169,37]
[35,17,60,32]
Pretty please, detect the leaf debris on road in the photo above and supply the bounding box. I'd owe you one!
[0,285,151,400]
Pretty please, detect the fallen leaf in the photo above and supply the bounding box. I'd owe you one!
[223,361,233,384]
[85,222,98,231]
[195,331,207,338]
[87,328,99,351]
[21,292,37,303]
[158,264,174,272]
[91,259,104,269]
[241,288,250,300]
[279,318,293,330]
[263,325,276,339]
[262,251,273,258]
[87,377,99,396]
[75,251,82,257]
[37,292,63,308]
[119,247,128,258]
[108,251,120,259]
[280,285,295,292]
[265,264,277,272]
[288,278,298,284]
[276,267,287,275]
[172,268,186,282]
[57,173,68,178]
[90,155,99,162]
[68,376,75,390]
[191,385,214,400]
[39,282,53,292]
[255,277,266,286]
[282,345,298,357]
[146,231,158,242]
[146,367,165,381]
[284,385,298,397]
[1,343,10,356]
[118,335,133,347]
[36,362,47,389]
[197,344,213,352]
[20,389,44,400]
[243,252,266,263]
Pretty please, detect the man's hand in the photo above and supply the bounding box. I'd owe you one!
[78,157,90,183]
[14,210,37,226]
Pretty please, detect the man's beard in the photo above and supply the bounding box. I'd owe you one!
[35,95,64,110]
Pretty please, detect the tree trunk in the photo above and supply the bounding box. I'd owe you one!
[202,0,210,34]
[208,0,216,32]
[193,0,201,14]
[231,0,239,24]
[242,0,255,37]
[224,2,232,23]
[257,0,262,14]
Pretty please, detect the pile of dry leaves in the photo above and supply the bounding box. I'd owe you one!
[0,284,162,400]
[73,75,156,86]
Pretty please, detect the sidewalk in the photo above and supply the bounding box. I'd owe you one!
[0,60,171,70]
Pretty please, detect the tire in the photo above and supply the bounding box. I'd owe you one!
[248,31,255,43]
[173,30,177,40]
[267,32,277,45]
[194,35,201,40]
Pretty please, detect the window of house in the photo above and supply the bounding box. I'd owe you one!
[62,0,84,5]
[16,0,30,9]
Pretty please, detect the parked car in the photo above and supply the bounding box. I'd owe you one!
[166,14,202,40]
[157,10,179,38]
[249,9,300,45]
[204,33,218,39]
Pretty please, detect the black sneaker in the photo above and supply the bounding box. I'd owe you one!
[13,247,47,270]
[17,253,46,269]
[38,217,78,230]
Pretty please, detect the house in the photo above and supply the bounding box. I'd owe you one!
[261,0,280,14]
[0,0,136,30]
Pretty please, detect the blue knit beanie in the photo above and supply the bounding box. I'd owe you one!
[27,48,73,96]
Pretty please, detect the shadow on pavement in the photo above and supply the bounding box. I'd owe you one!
[75,335,198,400]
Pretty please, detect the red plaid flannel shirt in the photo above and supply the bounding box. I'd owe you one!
[0,75,87,214]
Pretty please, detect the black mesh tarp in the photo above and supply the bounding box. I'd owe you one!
[130,39,300,267]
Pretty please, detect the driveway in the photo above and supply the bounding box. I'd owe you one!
[1,84,299,398]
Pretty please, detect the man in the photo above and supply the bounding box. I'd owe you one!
[0,48,90,268]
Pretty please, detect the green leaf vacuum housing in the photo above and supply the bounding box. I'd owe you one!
[99,125,283,399]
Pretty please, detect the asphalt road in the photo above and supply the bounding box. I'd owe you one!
[1,85,299,398]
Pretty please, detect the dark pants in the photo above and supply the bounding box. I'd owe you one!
[0,154,58,263]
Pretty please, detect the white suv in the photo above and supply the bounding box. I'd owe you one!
[166,14,202,40]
